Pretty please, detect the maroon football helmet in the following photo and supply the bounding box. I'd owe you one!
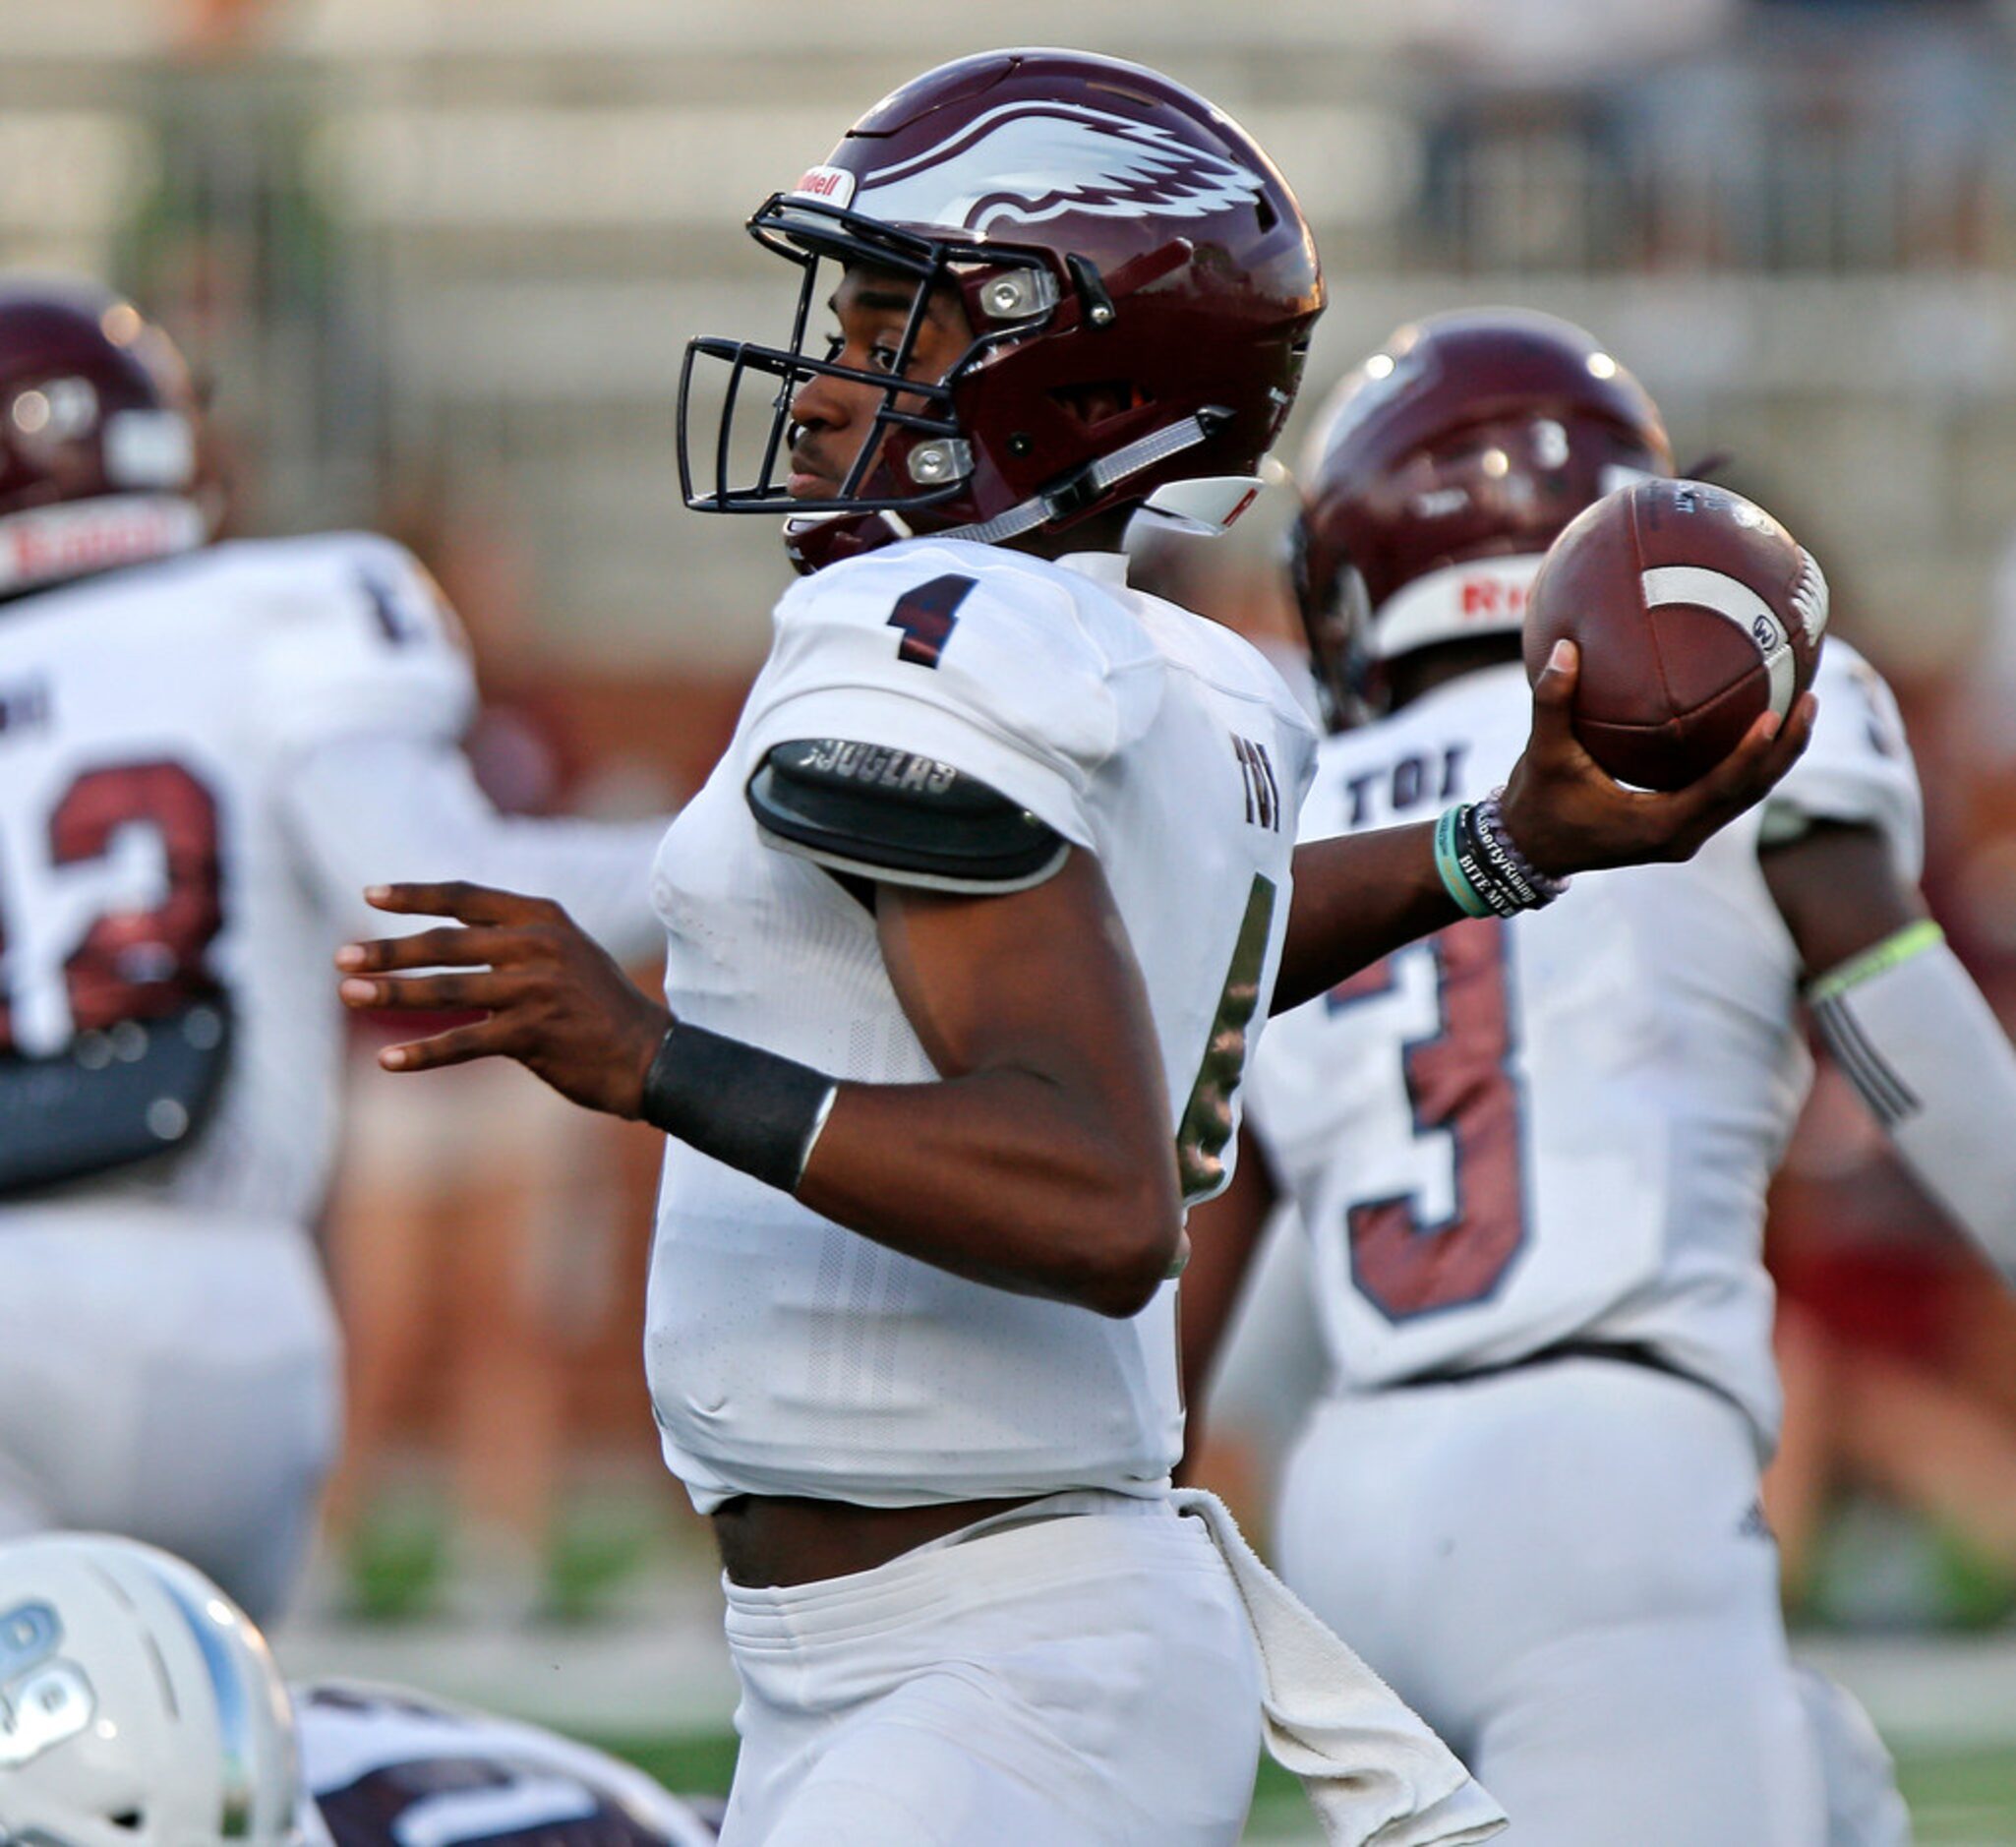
[0,278,206,599]
[679,49,1325,571]
[1293,308,1673,725]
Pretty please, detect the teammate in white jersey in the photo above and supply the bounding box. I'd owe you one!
[0,279,669,1620]
[0,1532,723,1847]
[295,1682,723,1847]
[338,55,1809,1846]
[1182,309,2016,1846]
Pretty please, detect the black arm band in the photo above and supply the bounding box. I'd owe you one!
[638,1024,838,1194]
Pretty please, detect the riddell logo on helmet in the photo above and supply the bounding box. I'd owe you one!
[0,500,204,594]
[792,165,857,209]
[1460,576,1528,620]
[10,511,169,575]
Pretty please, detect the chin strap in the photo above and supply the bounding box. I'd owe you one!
[783,507,914,575]
[783,410,1227,572]
[941,412,1223,548]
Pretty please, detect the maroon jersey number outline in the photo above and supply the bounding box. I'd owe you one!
[0,760,225,1051]
[1325,917,1528,1321]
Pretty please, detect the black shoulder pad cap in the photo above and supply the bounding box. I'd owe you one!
[747,739,1071,892]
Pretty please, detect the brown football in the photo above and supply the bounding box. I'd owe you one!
[1522,478,1827,791]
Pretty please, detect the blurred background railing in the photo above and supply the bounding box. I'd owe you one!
[9,0,2015,677]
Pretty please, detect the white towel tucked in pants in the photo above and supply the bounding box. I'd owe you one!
[717,1487,1503,1845]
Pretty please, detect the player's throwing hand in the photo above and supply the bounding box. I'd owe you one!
[337,881,671,1116]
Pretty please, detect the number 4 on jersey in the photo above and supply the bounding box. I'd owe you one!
[1176,874,1276,1204]
[887,574,976,669]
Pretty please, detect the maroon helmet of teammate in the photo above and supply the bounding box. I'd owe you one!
[679,48,1325,571]
[0,278,207,600]
[1292,308,1673,725]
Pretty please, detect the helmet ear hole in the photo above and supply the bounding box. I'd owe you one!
[1050,381,1153,429]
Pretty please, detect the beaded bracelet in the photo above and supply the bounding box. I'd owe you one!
[1474,790,1570,908]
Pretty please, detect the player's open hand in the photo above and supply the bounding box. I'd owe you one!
[335,881,670,1120]
[1499,640,1816,877]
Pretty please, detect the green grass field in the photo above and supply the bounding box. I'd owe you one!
[1896,1745,2016,1844]
[585,1730,2016,1843]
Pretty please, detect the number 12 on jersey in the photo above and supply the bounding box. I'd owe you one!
[1326,918,1529,1321]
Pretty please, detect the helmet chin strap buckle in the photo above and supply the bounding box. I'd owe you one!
[943,410,1228,549]
[787,411,1242,566]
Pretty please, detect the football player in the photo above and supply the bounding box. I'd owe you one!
[0,278,671,1622]
[0,1532,723,1847]
[1179,308,2015,1844]
[337,53,1810,1846]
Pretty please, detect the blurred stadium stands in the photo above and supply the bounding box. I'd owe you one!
[2,0,2012,674]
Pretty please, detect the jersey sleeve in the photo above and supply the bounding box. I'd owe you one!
[741,546,1154,854]
[278,732,669,954]
[1760,640,1925,882]
[251,533,477,757]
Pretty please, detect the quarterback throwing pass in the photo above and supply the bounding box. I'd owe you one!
[341,53,1810,1847]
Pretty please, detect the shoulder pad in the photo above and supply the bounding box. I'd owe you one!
[246,534,475,753]
[747,738,1069,893]
[1763,640,1924,878]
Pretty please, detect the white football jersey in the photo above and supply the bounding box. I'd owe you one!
[0,534,471,1227]
[645,540,1316,1509]
[293,1683,722,1847]
[1244,640,1921,1450]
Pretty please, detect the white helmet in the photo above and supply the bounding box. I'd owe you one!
[0,1534,300,1847]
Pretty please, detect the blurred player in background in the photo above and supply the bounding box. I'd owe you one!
[0,1531,723,1847]
[1181,307,2016,1845]
[338,51,1807,1846]
[0,278,670,1621]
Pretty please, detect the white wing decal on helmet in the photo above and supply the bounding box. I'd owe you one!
[857,101,1266,231]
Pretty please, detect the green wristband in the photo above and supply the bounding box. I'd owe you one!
[1435,804,1494,919]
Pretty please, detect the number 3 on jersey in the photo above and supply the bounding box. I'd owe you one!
[1327,918,1528,1320]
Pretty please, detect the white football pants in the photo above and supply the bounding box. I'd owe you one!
[718,1491,1265,1846]
[0,1207,340,1621]
[1277,1358,1837,1847]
